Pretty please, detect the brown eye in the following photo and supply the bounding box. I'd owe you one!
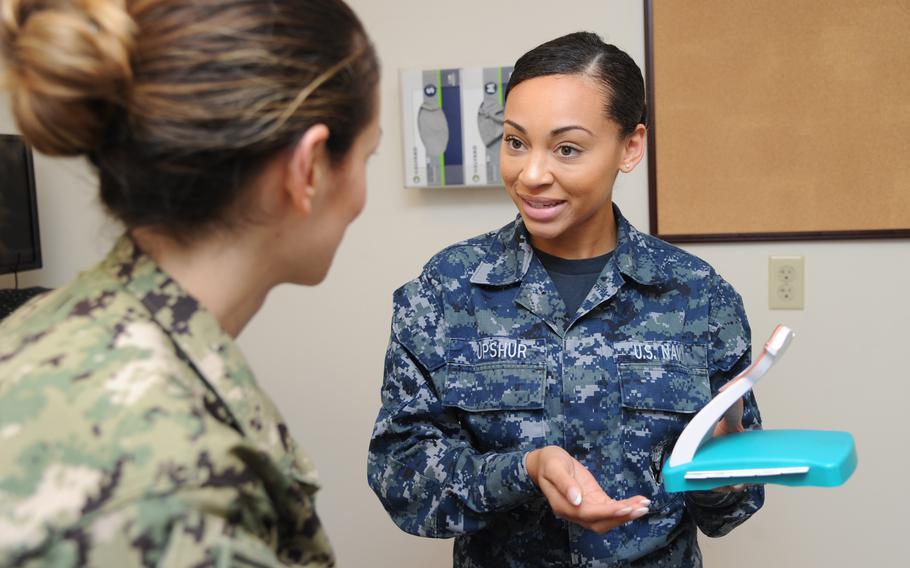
[557,145,579,157]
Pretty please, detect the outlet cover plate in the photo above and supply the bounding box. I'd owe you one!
[769,256,804,310]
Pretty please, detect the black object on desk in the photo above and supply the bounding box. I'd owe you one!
[0,286,50,321]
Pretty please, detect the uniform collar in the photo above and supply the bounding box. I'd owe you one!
[102,235,319,485]
[469,219,534,286]
[470,204,672,288]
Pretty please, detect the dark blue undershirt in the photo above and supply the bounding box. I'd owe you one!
[533,247,614,318]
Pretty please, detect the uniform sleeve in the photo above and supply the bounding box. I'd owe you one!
[683,273,765,537]
[367,274,540,538]
[159,514,287,567]
[33,499,332,568]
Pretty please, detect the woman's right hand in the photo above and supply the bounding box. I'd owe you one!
[525,446,651,533]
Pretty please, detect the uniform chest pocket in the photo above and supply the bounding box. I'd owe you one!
[442,338,549,451]
[442,337,547,411]
[614,339,711,414]
[618,362,711,414]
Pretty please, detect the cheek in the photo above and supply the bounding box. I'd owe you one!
[560,162,615,200]
[327,168,366,221]
[499,153,521,186]
[349,169,368,217]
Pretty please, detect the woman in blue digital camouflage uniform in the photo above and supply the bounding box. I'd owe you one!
[369,32,762,567]
[0,0,379,565]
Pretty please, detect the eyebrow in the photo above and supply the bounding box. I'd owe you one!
[504,120,594,137]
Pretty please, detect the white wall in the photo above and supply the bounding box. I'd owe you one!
[3,1,907,566]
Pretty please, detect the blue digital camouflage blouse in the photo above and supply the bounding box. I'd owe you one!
[368,206,763,567]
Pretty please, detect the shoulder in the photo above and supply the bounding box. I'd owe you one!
[0,265,180,390]
[0,266,238,439]
[0,265,227,442]
[0,271,249,551]
[421,224,509,284]
[389,220,514,369]
[393,221,512,303]
[635,229,715,278]
[626,227,737,297]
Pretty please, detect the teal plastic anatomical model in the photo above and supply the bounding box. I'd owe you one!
[662,325,857,492]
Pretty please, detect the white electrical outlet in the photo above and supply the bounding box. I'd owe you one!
[769,256,804,310]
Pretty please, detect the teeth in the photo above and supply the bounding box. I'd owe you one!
[527,200,560,209]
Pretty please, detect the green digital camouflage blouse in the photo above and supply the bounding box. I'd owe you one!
[0,236,333,567]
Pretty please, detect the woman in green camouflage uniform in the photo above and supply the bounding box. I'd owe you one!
[0,0,380,565]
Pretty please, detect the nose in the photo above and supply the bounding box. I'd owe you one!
[518,150,554,189]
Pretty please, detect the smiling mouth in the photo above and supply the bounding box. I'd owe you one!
[521,196,565,209]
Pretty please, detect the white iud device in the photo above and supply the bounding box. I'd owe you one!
[668,325,794,470]
[662,325,857,492]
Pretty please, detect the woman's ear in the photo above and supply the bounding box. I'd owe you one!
[620,124,647,172]
[286,124,331,217]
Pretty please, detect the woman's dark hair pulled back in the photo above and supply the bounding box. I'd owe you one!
[506,31,646,137]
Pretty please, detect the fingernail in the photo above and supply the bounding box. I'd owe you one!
[630,507,649,519]
[638,498,651,507]
[568,487,582,506]
[732,484,745,491]
[616,506,633,516]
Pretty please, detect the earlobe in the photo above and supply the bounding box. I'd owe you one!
[621,124,647,172]
[286,123,331,216]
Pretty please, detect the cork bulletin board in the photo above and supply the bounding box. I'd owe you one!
[644,0,910,242]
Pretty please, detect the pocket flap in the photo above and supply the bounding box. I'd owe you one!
[444,364,545,411]
[618,363,710,414]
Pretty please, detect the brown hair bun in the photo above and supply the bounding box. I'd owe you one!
[1,0,136,155]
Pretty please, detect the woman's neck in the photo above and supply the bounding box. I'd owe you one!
[531,206,618,259]
[130,227,275,338]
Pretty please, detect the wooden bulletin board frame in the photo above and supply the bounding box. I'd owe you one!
[644,0,910,243]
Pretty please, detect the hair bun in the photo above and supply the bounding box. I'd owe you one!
[1,0,136,155]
